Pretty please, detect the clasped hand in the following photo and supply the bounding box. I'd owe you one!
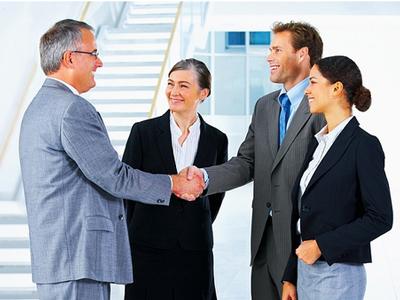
[171,166,205,201]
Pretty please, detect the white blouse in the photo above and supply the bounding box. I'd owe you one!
[169,112,200,173]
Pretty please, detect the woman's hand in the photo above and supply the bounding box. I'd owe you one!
[296,239,321,264]
[282,281,297,300]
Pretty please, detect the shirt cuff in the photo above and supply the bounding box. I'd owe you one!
[168,175,173,192]
[200,168,209,188]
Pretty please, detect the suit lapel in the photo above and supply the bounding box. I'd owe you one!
[267,95,281,158]
[193,115,214,167]
[303,117,359,196]
[271,96,312,172]
[156,111,178,174]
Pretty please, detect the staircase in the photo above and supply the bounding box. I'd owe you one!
[0,2,180,299]
[0,201,35,299]
[84,1,180,156]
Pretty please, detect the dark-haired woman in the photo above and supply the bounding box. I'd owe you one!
[281,55,392,300]
[123,58,227,300]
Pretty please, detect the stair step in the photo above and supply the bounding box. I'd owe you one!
[127,13,177,19]
[106,126,133,132]
[0,273,35,288]
[102,43,167,51]
[110,139,130,146]
[0,249,30,264]
[105,31,170,40]
[96,103,151,113]
[0,214,27,225]
[128,7,178,15]
[0,201,26,214]
[101,49,165,57]
[109,131,130,141]
[98,61,160,68]
[103,117,146,127]
[95,73,159,80]
[0,238,30,249]
[129,3,179,10]
[86,91,154,100]
[96,78,157,87]
[91,86,155,92]
[124,18,174,25]
[0,262,31,273]
[0,287,37,300]
[101,112,148,118]
[0,224,28,239]
[109,24,172,33]
[89,99,152,105]
[97,67,161,75]
[105,38,169,44]
[101,55,164,63]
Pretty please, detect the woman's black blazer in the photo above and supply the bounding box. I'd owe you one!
[283,117,393,284]
[122,110,228,251]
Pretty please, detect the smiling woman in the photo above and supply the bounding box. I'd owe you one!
[281,56,393,300]
[122,58,228,300]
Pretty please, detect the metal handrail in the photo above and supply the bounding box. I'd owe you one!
[148,2,183,118]
[0,2,91,165]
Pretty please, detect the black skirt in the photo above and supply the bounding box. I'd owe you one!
[124,243,217,300]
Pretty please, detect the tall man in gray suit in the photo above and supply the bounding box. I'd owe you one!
[185,21,325,299]
[19,19,203,300]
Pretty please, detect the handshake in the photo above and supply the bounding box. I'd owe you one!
[171,166,205,201]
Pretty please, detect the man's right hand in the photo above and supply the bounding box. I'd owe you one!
[171,171,205,201]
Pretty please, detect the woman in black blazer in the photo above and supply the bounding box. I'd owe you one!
[123,58,228,300]
[282,56,393,300]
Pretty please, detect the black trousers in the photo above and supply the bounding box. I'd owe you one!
[124,243,217,300]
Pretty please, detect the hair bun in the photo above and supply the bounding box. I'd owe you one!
[354,86,371,112]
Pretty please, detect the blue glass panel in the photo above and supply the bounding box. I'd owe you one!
[250,32,271,45]
[227,32,245,46]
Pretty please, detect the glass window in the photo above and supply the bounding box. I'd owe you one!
[250,32,271,45]
[215,32,245,53]
[227,32,245,46]
[249,56,281,113]
[194,34,211,53]
[214,56,246,115]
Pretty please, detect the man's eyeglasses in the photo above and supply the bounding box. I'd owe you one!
[71,50,99,58]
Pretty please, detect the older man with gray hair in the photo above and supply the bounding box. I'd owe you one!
[19,19,203,299]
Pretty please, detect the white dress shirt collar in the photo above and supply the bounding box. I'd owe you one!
[47,77,80,95]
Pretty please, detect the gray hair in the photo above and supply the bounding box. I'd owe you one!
[39,19,94,75]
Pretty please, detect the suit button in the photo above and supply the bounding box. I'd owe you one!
[157,199,165,204]
[266,202,271,208]
[119,214,124,221]
[302,206,310,212]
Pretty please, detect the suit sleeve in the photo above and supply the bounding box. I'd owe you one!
[209,133,228,223]
[316,135,393,264]
[60,99,171,205]
[122,123,143,224]
[205,101,259,195]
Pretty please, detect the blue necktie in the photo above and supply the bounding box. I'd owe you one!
[279,93,291,146]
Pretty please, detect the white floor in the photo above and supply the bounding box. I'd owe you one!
[111,182,399,299]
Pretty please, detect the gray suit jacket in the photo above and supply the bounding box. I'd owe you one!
[205,90,325,277]
[19,78,171,284]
